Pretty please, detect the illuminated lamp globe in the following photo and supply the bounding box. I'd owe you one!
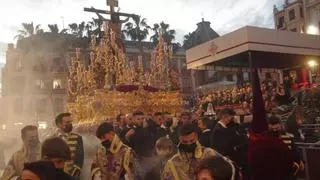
[307,25,319,35]
[308,60,318,68]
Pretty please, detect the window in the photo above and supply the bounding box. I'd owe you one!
[51,57,65,72]
[227,74,234,82]
[300,7,304,18]
[289,9,295,21]
[53,79,62,89]
[36,79,45,89]
[278,16,284,28]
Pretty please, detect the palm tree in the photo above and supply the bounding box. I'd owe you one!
[183,32,195,49]
[122,16,150,54]
[68,22,86,37]
[150,22,176,45]
[15,22,43,40]
[150,24,160,45]
[48,24,68,34]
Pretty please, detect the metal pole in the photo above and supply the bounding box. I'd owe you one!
[248,51,253,83]
[301,148,310,180]
[309,68,313,86]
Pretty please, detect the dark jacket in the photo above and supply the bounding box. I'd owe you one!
[199,129,212,147]
[275,94,290,106]
[116,126,130,142]
[126,126,154,157]
[56,169,73,180]
[211,122,249,172]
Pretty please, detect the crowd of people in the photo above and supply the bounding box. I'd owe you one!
[0,105,308,180]
[2,73,318,180]
[198,79,292,115]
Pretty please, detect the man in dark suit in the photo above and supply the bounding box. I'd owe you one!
[198,117,213,147]
[211,108,249,179]
[211,108,236,154]
[151,112,167,142]
[125,111,157,179]
[125,111,153,157]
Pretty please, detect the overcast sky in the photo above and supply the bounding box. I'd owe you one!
[0,0,284,62]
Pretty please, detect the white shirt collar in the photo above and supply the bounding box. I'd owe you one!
[218,121,227,128]
[202,129,211,133]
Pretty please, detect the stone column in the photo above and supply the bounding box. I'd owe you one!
[191,70,196,94]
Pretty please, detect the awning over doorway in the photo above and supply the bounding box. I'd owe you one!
[186,26,320,70]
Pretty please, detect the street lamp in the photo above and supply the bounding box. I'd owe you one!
[308,60,318,68]
[308,60,318,86]
[307,25,319,35]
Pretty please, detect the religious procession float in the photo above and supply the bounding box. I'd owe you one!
[67,23,183,133]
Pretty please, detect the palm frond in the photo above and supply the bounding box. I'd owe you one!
[14,34,25,40]
[60,29,68,34]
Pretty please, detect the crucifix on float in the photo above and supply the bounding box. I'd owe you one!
[84,0,138,48]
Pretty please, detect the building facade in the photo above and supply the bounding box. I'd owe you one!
[274,0,320,34]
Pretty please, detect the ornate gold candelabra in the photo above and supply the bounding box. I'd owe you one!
[150,31,173,90]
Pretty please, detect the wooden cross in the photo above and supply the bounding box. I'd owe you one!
[84,0,138,38]
[106,0,118,13]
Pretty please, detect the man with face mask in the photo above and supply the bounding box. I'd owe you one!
[92,122,135,180]
[54,113,84,179]
[1,125,41,180]
[162,124,220,180]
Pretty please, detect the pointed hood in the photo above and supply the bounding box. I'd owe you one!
[251,69,268,133]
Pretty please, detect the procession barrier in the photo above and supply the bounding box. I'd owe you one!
[296,143,320,180]
[301,124,320,129]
